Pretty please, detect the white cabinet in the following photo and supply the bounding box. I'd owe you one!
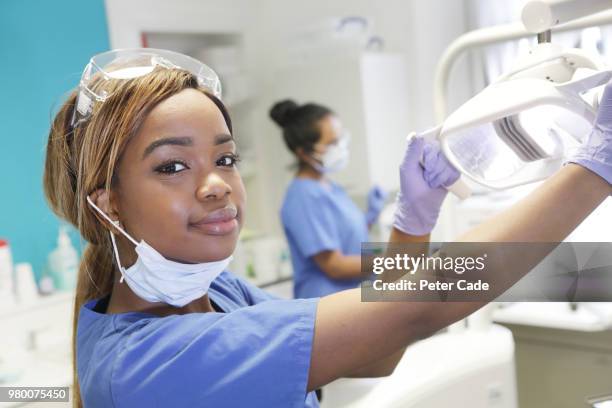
[495,322,612,408]
[0,292,73,407]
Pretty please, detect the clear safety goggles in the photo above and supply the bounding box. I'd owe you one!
[71,48,222,128]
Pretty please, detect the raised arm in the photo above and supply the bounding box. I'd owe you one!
[307,84,612,391]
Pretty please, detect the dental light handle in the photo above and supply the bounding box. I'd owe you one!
[558,68,612,95]
[557,69,612,129]
[410,128,472,200]
[445,175,472,200]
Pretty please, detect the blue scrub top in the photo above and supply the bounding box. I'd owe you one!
[281,178,369,298]
[77,271,320,408]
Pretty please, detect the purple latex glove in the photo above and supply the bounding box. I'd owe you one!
[393,136,460,235]
[568,82,612,184]
[365,185,389,225]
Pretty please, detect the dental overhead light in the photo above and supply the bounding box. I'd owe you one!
[432,0,612,193]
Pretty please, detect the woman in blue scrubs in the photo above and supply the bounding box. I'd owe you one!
[43,49,612,408]
[270,100,387,298]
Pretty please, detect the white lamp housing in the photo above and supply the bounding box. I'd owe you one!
[437,43,611,190]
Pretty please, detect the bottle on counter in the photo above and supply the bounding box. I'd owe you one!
[48,226,78,291]
[14,262,39,305]
[0,239,17,308]
[38,269,55,295]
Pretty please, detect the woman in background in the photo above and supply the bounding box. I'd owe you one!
[270,100,457,298]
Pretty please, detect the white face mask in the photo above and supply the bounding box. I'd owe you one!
[87,196,232,307]
[312,133,350,174]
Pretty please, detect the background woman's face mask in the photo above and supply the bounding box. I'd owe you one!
[311,132,350,173]
[87,195,232,307]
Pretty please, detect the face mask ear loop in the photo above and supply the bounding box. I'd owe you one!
[109,230,128,284]
[86,195,139,284]
[86,195,139,246]
[306,148,326,173]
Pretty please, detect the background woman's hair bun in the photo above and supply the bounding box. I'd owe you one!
[269,99,299,128]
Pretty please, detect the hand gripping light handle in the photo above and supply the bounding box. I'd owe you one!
[412,126,472,200]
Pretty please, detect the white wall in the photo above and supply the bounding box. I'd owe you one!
[247,0,474,128]
[105,0,255,47]
[244,0,475,235]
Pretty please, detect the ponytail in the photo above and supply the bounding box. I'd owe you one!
[44,92,116,408]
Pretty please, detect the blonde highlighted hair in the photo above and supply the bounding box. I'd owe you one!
[43,68,231,407]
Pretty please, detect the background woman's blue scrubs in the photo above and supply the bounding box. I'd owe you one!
[77,271,320,407]
[281,178,369,298]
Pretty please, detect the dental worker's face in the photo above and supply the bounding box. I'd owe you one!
[300,114,344,165]
[314,115,344,152]
[112,89,245,263]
